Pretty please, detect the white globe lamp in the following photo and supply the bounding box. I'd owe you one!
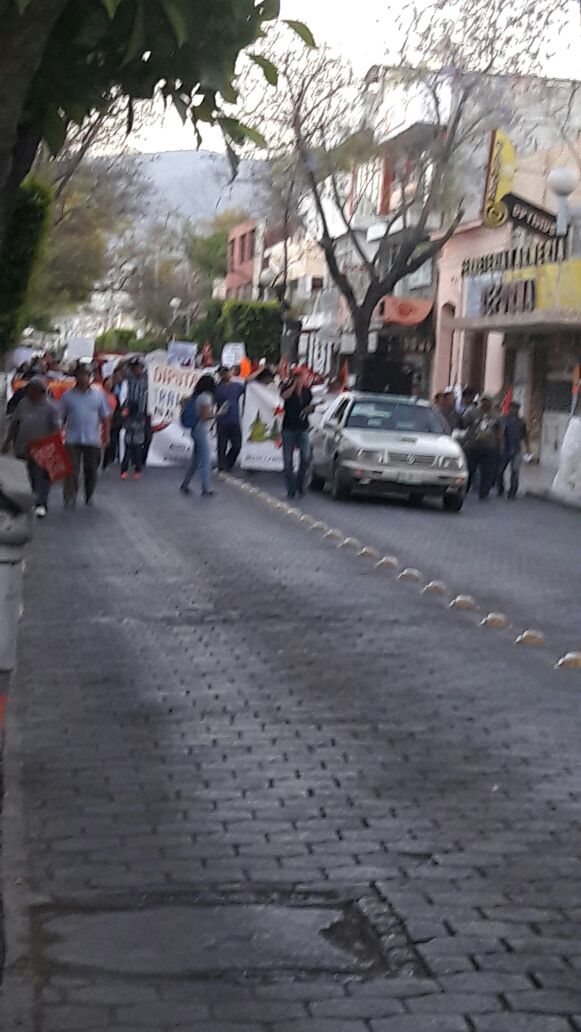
[548,166,580,236]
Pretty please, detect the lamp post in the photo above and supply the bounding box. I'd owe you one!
[548,165,579,237]
[547,165,581,503]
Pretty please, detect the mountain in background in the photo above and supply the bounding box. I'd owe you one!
[134,149,268,226]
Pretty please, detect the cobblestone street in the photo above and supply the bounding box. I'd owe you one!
[2,469,581,1031]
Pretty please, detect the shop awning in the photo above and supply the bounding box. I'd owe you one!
[448,310,581,333]
[380,297,433,326]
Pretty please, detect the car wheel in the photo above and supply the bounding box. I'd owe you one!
[443,493,464,513]
[331,461,352,501]
[309,469,326,492]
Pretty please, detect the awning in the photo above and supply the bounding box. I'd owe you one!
[448,310,581,333]
[380,297,433,327]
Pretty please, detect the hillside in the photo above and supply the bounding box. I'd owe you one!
[135,149,267,226]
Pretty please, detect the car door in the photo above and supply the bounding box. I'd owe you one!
[320,397,351,477]
[311,397,345,474]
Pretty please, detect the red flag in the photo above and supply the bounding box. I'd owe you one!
[202,341,214,367]
[28,433,74,483]
[501,386,513,415]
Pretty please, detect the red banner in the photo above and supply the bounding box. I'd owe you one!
[28,434,74,483]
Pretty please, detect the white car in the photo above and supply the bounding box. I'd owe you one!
[310,392,468,512]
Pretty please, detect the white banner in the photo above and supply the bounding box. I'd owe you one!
[147,423,194,468]
[240,382,284,472]
[168,340,198,367]
[222,342,246,368]
[148,362,200,425]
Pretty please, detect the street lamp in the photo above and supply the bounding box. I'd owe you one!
[548,165,580,236]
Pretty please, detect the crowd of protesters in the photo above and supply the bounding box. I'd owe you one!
[2,353,152,516]
[434,387,530,500]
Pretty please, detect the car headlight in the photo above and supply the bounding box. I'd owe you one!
[356,449,382,462]
[439,456,464,470]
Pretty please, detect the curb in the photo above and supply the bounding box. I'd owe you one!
[524,486,581,512]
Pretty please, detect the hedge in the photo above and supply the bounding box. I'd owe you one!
[0,178,52,353]
[191,299,282,363]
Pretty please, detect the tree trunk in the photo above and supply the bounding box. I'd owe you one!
[352,309,372,388]
[0,0,68,251]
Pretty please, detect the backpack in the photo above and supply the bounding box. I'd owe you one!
[180,394,199,431]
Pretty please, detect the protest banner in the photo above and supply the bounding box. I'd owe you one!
[28,434,74,482]
[147,362,200,427]
[221,342,246,369]
[168,341,198,367]
[240,382,284,472]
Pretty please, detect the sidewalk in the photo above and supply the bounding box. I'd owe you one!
[521,462,581,509]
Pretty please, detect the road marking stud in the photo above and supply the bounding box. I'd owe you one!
[422,581,448,596]
[481,612,509,629]
[376,556,399,569]
[309,521,327,532]
[556,652,581,669]
[286,508,301,518]
[300,514,317,525]
[339,537,361,550]
[247,486,260,495]
[358,546,380,559]
[323,529,343,540]
[449,595,477,611]
[276,501,289,510]
[514,629,546,647]
[398,568,422,582]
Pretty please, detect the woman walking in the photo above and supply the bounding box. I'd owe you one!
[179,374,217,497]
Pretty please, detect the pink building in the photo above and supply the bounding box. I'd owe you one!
[225,219,258,300]
[433,220,512,396]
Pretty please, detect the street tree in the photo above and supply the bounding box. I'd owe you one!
[124,222,201,337]
[0,0,301,253]
[236,3,576,381]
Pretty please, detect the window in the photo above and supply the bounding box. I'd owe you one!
[329,398,351,424]
[228,239,235,271]
[311,277,324,293]
[346,400,448,434]
[248,229,256,260]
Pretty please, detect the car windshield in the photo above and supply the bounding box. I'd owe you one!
[346,400,448,435]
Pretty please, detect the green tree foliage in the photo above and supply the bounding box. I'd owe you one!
[27,153,147,324]
[0,1,313,248]
[187,208,248,297]
[0,177,52,351]
[191,299,282,362]
[95,328,158,353]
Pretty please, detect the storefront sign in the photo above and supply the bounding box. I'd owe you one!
[462,236,566,277]
[503,193,557,238]
[482,129,516,229]
[481,279,536,317]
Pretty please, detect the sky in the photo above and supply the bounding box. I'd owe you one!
[133,0,579,154]
[133,0,391,153]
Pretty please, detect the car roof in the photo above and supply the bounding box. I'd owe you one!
[345,391,431,408]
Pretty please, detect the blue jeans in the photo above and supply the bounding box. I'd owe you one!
[497,450,523,498]
[181,425,211,494]
[282,429,310,497]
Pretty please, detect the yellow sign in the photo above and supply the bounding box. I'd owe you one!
[506,258,581,311]
[482,130,516,229]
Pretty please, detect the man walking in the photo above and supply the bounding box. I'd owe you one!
[464,395,503,500]
[2,376,59,518]
[61,365,111,507]
[280,369,314,498]
[497,400,530,499]
[215,366,245,472]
